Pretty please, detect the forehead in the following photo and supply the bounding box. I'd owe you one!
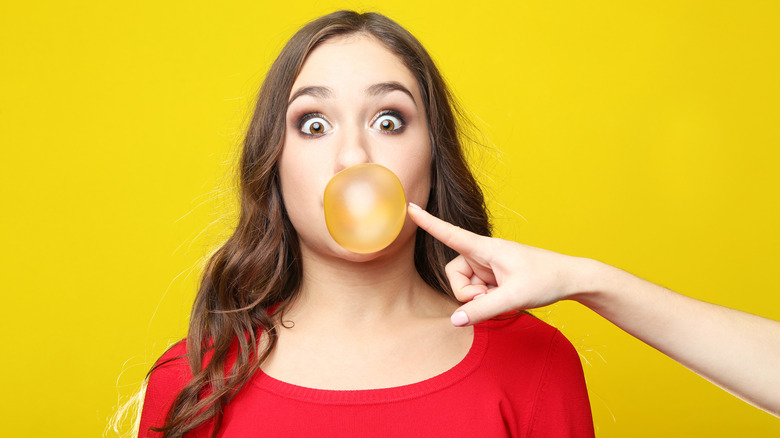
[291,34,420,99]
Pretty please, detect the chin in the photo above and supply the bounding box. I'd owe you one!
[326,228,416,263]
[333,240,406,262]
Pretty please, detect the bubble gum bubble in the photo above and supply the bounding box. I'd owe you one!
[323,163,407,254]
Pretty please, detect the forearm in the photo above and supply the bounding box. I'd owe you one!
[570,258,780,417]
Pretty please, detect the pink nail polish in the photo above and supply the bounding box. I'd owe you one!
[451,311,469,327]
[473,293,486,300]
[408,202,422,210]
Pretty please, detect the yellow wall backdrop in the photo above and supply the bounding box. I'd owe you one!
[2,1,778,436]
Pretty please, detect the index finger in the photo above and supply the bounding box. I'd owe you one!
[406,203,482,255]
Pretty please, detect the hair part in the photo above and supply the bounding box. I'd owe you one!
[145,10,491,437]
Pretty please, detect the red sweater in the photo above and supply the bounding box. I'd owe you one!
[139,314,594,437]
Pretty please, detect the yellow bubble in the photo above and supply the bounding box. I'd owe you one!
[323,163,407,254]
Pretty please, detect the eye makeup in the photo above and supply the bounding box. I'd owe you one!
[290,107,411,138]
[297,112,328,130]
[371,110,407,134]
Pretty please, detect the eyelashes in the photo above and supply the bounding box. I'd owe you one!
[294,110,407,137]
[371,110,405,133]
[298,113,331,136]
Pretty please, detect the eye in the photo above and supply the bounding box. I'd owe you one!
[298,114,332,136]
[371,111,405,133]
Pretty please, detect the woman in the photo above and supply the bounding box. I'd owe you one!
[138,10,594,438]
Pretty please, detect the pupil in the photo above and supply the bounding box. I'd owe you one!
[311,122,322,133]
[381,120,393,130]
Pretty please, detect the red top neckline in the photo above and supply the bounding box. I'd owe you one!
[251,322,488,405]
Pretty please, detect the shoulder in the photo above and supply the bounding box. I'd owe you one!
[478,312,583,381]
[479,313,594,437]
[147,339,192,388]
[139,340,191,437]
[482,312,573,356]
[141,332,254,407]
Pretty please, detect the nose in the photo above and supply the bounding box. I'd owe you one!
[333,124,371,173]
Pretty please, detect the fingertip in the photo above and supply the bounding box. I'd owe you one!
[451,311,470,327]
[406,202,426,223]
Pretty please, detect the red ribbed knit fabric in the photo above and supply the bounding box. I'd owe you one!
[139,313,594,437]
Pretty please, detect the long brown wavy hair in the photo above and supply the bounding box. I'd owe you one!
[147,10,491,437]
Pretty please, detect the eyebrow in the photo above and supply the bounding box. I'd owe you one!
[365,81,417,107]
[288,86,332,106]
[287,81,417,107]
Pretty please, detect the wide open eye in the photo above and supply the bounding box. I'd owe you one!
[299,114,332,136]
[371,111,405,133]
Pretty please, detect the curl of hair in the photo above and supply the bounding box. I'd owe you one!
[146,10,491,438]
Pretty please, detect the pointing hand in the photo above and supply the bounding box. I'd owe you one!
[407,203,587,326]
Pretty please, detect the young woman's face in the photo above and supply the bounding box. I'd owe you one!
[279,34,432,260]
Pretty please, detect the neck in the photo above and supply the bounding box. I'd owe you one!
[283,239,454,330]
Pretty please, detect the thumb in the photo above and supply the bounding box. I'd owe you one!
[450,288,515,327]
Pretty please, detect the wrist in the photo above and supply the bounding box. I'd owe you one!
[566,257,613,309]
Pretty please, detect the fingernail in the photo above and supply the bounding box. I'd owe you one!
[451,311,470,327]
[408,202,422,210]
[473,293,486,300]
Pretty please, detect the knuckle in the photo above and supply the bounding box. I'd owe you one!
[444,259,455,273]
[452,288,469,301]
[444,258,460,275]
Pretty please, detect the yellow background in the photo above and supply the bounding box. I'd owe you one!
[2,1,778,436]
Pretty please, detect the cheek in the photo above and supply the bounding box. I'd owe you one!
[403,133,433,200]
[394,152,432,205]
[279,151,309,215]
[278,147,329,227]
[406,168,431,204]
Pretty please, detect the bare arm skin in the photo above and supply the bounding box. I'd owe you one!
[573,260,780,417]
[407,203,780,417]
